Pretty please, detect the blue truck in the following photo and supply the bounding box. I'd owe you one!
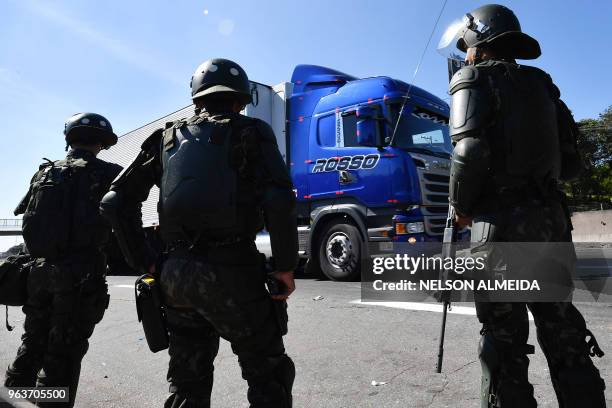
[100,64,455,281]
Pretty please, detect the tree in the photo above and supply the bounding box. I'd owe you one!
[563,105,612,206]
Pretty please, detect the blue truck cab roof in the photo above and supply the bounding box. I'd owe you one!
[290,64,449,117]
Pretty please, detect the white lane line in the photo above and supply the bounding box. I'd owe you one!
[113,285,134,289]
[351,300,534,320]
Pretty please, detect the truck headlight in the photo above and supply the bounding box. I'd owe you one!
[395,222,424,235]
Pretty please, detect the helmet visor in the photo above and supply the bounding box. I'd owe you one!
[437,18,467,63]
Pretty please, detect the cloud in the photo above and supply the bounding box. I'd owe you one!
[20,0,183,85]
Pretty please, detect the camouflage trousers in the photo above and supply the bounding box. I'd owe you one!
[471,199,606,407]
[4,253,109,408]
[475,301,606,407]
[160,242,294,408]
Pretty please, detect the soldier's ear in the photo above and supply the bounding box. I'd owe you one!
[233,101,246,113]
[193,98,205,110]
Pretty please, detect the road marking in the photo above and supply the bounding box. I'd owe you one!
[113,285,134,289]
[350,300,534,320]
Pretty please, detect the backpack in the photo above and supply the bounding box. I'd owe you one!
[159,115,241,244]
[21,156,108,259]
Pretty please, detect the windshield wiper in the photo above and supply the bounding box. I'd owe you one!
[400,146,451,159]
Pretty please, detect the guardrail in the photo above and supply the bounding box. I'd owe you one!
[0,219,22,228]
[0,219,23,236]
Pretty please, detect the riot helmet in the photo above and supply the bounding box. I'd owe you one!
[438,4,541,61]
[64,112,118,148]
[190,58,252,105]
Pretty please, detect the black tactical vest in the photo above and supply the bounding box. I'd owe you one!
[483,61,561,190]
[17,150,121,259]
[159,113,264,245]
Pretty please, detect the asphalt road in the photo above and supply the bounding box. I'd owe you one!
[1,276,610,408]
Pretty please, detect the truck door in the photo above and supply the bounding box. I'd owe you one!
[337,108,391,207]
[307,112,339,199]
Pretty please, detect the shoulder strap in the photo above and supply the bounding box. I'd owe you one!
[162,120,183,152]
[162,127,175,152]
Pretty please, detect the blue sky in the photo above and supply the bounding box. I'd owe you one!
[1,0,611,250]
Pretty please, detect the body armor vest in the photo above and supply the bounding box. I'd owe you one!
[159,114,263,244]
[484,61,561,190]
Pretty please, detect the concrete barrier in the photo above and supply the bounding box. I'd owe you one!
[571,209,612,243]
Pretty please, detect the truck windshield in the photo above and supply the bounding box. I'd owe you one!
[388,103,452,158]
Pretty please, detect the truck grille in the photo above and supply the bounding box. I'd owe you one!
[423,173,450,183]
[426,184,449,193]
[412,154,451,237]
[419,170,450,206]
[425,217,446,235]
[422,206,448,215]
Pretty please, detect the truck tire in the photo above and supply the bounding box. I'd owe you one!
[318,221,362,281]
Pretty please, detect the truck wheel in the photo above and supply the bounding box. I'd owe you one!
[318,222,362,281]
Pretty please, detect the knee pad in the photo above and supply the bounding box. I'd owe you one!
[479,334,500,406]
[478,333,536,408]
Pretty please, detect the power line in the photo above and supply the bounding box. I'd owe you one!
[390,0,449,144]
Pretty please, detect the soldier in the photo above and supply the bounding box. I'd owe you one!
[5,113,123,407]
[100,58,298,407]
[443,4,606,407]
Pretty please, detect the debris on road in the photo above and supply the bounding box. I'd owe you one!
[312,296,325,301]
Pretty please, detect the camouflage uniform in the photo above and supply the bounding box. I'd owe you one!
[5,149,122,407]
[445,6,606,404]
[101,111,298,408]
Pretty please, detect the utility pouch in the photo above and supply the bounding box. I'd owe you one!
[0,254,33,306]
[135,274,169,352]
[263,256,288,336]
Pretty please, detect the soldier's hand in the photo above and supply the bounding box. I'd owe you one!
[271,271,295,301]
[455,214,473,228]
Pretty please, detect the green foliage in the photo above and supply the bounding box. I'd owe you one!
[563,105,612,205]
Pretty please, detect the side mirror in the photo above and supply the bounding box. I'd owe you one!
[356,106,379,147]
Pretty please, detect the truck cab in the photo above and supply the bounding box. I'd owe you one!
[285,65,454,281]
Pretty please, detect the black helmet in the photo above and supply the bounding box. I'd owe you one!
[64,112,118,148]
[190,58,252,104]
[456,4,541,59]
